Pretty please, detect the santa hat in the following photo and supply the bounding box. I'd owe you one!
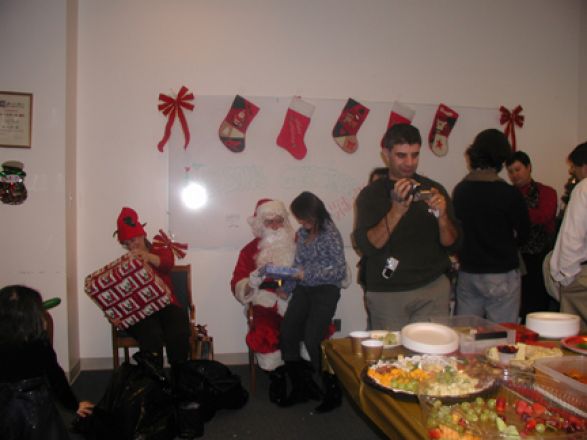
[115,207,147,242]
[247,199,288,225]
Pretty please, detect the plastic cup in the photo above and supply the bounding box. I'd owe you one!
[349,331,370,355]
[361,339,384,362]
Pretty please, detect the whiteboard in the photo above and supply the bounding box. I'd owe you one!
[169,95,500,249]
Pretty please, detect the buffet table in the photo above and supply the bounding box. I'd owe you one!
[323,333,584,440]
[323,338,428,440]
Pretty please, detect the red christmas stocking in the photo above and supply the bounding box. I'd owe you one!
[428,103,458,157]
[386,101,415,128]
[276,97,315,160]
[332,98,370,154]
[219,95,260,153]
[380,102,415,148]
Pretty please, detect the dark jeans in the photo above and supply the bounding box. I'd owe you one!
[520,252,552,322]
[280,284,340,371]
[126,304,190,364]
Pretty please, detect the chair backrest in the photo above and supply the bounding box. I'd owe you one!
[44,311,54,346]
[170,264,193,314]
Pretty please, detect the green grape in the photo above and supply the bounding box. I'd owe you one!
[535,423,545,433]
[487,398,496,409]
[466,412,479,422]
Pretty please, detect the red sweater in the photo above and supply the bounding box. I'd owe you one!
[518,181,557,234]
[150,246,179,307]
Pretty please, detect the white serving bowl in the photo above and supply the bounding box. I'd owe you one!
[525,312,580,339]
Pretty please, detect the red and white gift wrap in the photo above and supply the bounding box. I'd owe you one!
[85,254,171,329]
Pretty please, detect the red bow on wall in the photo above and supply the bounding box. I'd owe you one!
[157,86,195,152]
[499,105,524,151]
[152,229,188,259]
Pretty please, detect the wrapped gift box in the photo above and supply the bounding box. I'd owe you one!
[85,254,171,329]
[261,265,298,279]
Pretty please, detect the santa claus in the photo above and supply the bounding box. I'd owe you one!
[230,199,297,404]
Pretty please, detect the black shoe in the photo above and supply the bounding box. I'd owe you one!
[278,385,308,407]
[268,366,288,405]
[278,361,309,408]
[176,402,204,439]
[133,351,168,385]
[314,373,342,413]
[300,361,323,401]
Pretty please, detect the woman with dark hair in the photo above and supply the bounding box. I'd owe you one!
[279,191,347,412]
[0,284,94,440]
[453,129,530,323]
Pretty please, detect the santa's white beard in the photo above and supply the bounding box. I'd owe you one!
[256,226,296,267]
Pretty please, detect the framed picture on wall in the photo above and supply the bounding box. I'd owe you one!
[0,91,33,148]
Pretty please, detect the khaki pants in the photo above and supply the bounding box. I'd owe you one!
[560,265,587,332]
[366,275,450,331]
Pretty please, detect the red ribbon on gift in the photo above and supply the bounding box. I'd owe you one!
[152,229,188,259]
[499,105,524,151]
[157,86,195,152]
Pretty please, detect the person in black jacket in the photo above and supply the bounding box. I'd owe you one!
[0,285,94,440]
[453,129,530,323]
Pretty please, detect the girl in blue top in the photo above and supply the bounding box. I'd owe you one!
[279,191,346,412]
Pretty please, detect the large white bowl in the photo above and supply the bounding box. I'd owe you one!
[525,312,580,339]
[400,323,459,354]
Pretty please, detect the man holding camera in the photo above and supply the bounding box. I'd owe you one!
[352,124,461,330]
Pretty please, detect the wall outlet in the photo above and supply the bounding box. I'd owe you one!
[333,318,341,332]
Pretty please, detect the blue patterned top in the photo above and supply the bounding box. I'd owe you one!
[294,220,347,287]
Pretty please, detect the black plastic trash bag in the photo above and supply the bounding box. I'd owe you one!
[73,353,176,440]
[0,378,71,440]
[173,359,249,421]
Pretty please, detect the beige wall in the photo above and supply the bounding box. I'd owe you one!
[0,0,76,370]
[580,0,587,141]
[1,0,586,370]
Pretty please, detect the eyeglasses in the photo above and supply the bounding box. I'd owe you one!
[263,217,285,227]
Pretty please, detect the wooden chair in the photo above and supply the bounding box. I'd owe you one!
[111,264,202,368]
[247,303,257,393]
[44,311,54,346]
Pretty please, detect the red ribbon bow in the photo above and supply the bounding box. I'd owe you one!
[152,229,188,259]
[157,86,195,152]
[499,105,524,151]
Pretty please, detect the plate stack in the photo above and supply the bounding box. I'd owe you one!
[525,312,580,339]
[400,323,459,354]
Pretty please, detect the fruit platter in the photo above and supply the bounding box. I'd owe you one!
[421,372,587,439]
[363,355,496,401]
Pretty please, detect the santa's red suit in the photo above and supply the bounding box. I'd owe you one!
[230,199,296,371]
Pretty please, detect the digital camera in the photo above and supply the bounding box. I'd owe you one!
[410,184,433,202]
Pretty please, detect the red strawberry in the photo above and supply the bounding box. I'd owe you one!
[532,403,546,417]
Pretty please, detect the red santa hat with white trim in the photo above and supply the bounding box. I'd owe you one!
[247,198,288,237]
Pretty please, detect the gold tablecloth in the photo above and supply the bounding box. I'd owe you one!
[323,338,428,440]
